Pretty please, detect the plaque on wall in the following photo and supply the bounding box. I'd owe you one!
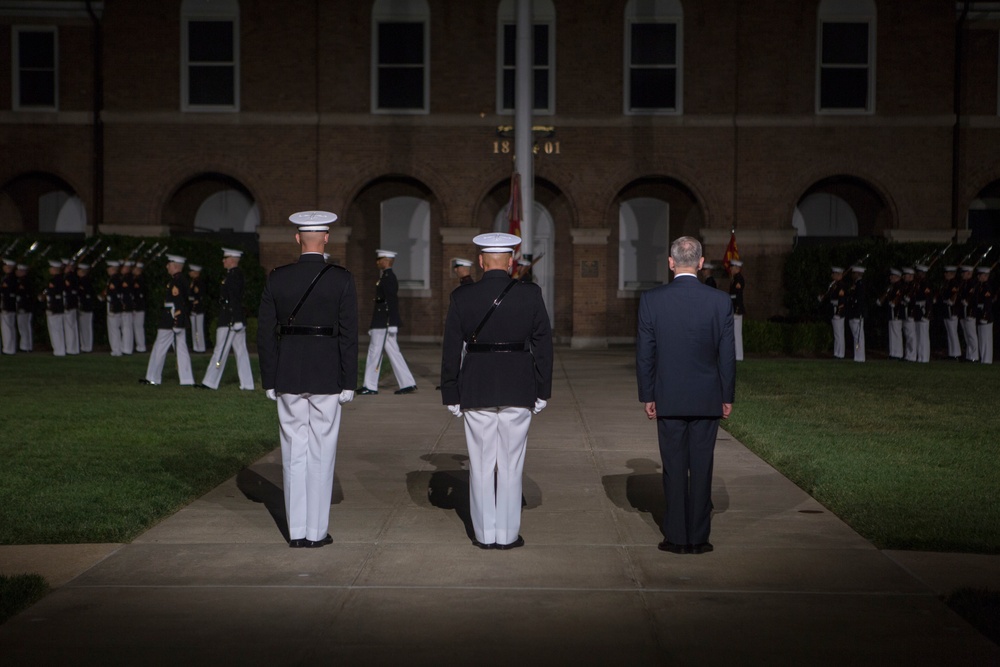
[580,260,599,278]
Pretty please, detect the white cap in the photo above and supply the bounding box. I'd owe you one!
[473,232,521,253]
[289,210,337,232]
[903,267,915,275]
[188,264,202,272]
[889,268,902,276]
[107,260,121,267]
[944,265,957,272]
[48,260,63,268]
[165,254,186,265]
[517,258,531,266]
[376,249,397,259]
[2,258,15,266]
[851,265,865,274]
[77,263,90,270]
[136,262,144,269]
[960,265,974,272]
[60,258,70,265]
[451,257,473,268]
[977,266,991,274]
[915,264,929,272]
[702,262,715,270]
[123,260,135,267]
[831,266,844,273]
[16,264,27,271]
[222,247,243,258]
[730,260,743,267]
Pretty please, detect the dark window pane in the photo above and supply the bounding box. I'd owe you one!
[379,22,423,64]
[631,23,676,66]
[503,24,516,67]
[533,69,548,110]
[820,68,868,109]
[630,69,676,109]
[502,69,515,109]
[19,31,55,68]
[378,67,424,109]
[822,22,868,65]
[189,65,234,105]
[533,24,548,67]
[189,21,233,62]
[19,70,55,106]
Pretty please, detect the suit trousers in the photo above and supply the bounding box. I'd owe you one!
[362,327,415,390]
[733,314,744,361]
[1,311,15,354]
[202,326,254,390]
[277,392,342,542]
[107,310,123,356]
[978,322,993,364]
[191,312,206,352]
[77,311,93,352]
[63,308,79,355]
[144,328,194,385]
[831,316,845,358]
[463,407,532,546]
[944,316,961,358]
[121,311,134,354]
[657,416,719,546]
[132,310,146,352]
[962,317,979,361]
[46,312,66,356]
[887,319,902,359]
[17,311,32,351]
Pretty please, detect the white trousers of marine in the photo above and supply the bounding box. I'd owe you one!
[63,308,79,354]
[144,328,194,385]
[201,326,254,390]
[132,310,146,352]
[887,319,902,359]
[190,312,206,352]
[107,310,123,356]
[915,320,930,363]
[362,327,415,390]
[1,311,16,354]
[849,318,865,362]
[46,312,66,356]
[944,316,961,358]
[962,317,979,361]
[463,407,532,546]
[17,311,32,351]
[121,311,134,354]
[77,310,93,352]
[831,316,845,358]
[733,314,744,361]
[278,393,342,542]
[902,318,917,361]
[978,322,993,364]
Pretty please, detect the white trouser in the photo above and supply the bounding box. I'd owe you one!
[962,317,979,361]
[733,314,744,361]
[122,311,134,354]
[202,326,254,390]
[107,309,123,356]
[191,312,206,352]
[17,311,33,351]
[902,319,916,361]
[144,328,194,385]
[1,311,16,354]
[463,407,532,546]
[278,393,342,542]
[831,316,845,358]
[63,308,79,355]
[77,310,93,352]
[887,319,902,359]
[362,327,415,390]
[915,320,930,363]
[944,316,961,358]
[132,310,146,352]
[46,312,66,356]
[849,318,865,362]
[978,322,993,364]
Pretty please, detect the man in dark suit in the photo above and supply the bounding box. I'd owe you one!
[258,211,358,548]
[440,232,553,550]
[636,236,736,555]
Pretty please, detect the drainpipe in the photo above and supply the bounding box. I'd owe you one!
[86,0,103,235]
[952,0,970,242]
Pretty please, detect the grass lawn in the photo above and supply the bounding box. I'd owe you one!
[725,358,1000,553]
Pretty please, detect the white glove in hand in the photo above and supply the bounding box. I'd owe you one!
[339,389,355,404]
[388,326,399,334]
[447,404,462,417]
[232,322,244,331]
[266,388,277,401]
[532,398,547,414]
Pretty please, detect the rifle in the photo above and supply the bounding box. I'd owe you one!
[973,245,994,268]
[956,245,982,268]
[126,241,146,260]
[923,242,953,270]
[1,239,19,257]
[141,242,162,260]
[89,245,113,266]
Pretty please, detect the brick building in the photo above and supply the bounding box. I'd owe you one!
[2,0,999,345]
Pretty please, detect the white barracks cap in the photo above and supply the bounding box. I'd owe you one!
[376,249,397,258]
[473,232,521,253]
[222,247,243,258]
[166,254,186,265]
[289,210,337,232]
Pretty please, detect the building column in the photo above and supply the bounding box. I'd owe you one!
[570,228,611,349]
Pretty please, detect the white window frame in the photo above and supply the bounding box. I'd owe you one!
[619,198,670,294]
[816,0,876,115]
[496,0,556,115]
[181,0,239,113]
[372,0,430,115]
[380,196,431,292]
[12,25,58,111]
[623,0,683,115]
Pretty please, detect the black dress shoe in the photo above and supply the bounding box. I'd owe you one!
[472,539,495,550]
[138,379,155,385]
[288,538,308,548]
[356,387,378,395]
[193,383,209,389]
[657,540,691,554]
[306,534,333,548]
[394,385,417,395]
[691,542,714,555]
[495,536,525,550]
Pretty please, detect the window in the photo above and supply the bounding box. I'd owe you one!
[817,0,875,114]
[381,196,430,291]
[624,0,682,114]
[373,0,429,114]
[181,0,239,111]
[13,26,57,110]
[497,0,555,114]
[619,198,669,291]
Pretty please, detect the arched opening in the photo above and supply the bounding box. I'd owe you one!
[968,180,1000,243]
[0,172,85,234]
[793,175,888,245]
[164,173,258,239]
[494,202,555,326]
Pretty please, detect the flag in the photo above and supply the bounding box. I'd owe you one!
[723,230,740,274]
[507,172,522,258]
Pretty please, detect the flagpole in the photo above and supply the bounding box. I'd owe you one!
[515,0,533,260]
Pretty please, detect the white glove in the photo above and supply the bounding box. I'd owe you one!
[447,404,462,417]
[532,398,547,414]
[232,322,244,331]
[339,389,354,404]
[266,388,277,401]
[388,326,399,334]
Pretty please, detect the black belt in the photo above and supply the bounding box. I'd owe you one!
[466,341,529,353]
[278,325,336,337]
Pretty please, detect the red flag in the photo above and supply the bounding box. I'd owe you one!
[723,231,740,274]
[507,172,522,257]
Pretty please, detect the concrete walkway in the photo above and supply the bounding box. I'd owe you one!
[1,347,998,666]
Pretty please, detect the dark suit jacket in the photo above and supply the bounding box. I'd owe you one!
[636,274,736,417]
[257,253,358,395]
[369,268,401,329]
[440,269,553,409]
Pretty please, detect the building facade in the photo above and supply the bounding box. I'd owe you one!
[2,0,999,345]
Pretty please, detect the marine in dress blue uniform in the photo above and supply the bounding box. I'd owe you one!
[201,248,254,390]
[0,259,17,354]
[41,260,66,356]
[358,249,416,394]
[141,254,194,385]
